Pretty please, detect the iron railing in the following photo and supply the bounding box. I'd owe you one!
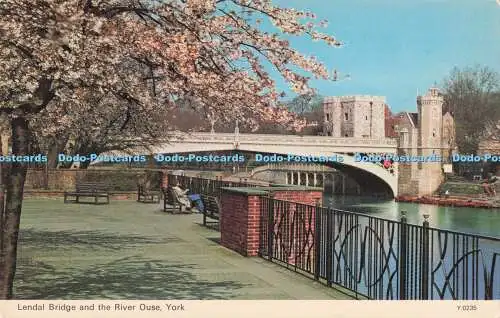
[259,197,500,300]
[167,174,262,199]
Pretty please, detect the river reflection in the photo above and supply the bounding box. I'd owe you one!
[323,194,500,238]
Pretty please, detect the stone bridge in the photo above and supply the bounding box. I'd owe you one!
[101,132,400,197]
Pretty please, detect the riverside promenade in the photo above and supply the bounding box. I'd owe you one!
[14,198,354,300]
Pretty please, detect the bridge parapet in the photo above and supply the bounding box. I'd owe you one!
[103,134,400,196]
[163,132,398,147]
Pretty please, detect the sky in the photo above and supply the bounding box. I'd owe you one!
[266,0,500,112]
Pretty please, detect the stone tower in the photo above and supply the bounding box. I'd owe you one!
[323,95,386,138]
[416,87,444,194]
[417,87,443,151]
[323,97,342,137]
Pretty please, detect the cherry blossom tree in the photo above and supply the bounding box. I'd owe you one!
[0,0,342,298]
[32,88,174,168]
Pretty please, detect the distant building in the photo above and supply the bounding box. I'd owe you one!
[389,87,456,195]
[383,88,457,162]
[322,88,458,196]
[385,106,400,138]
[322,95,386,138]
[478,121,500,176]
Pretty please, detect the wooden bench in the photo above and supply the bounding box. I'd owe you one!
[64,182,110,204]
[200,195,221,227]
[137,185,161,203]
[162,186,191,214]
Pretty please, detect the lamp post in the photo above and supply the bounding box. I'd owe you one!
[210,118,217,138]
[369,101,373,138]
[234,119,240,149]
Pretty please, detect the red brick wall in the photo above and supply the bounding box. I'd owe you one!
[220,189,323,257]
[220,192,252,255]
[385,116,401,138]
[273,191,322,205]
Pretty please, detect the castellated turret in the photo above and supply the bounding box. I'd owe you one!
[323,95,386,139]
[415,87,445,196]
[417,87,444,152]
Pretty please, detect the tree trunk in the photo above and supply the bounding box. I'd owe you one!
[0,135,5,296]
[47,135,69,169]
[0,117,30,299]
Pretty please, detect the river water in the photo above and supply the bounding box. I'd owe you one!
[323,194,500,238]
[322,194,500,300]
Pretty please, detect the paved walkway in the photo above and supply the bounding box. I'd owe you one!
[15,198,354,300]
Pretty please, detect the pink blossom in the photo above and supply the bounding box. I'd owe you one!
[0,0,342,135]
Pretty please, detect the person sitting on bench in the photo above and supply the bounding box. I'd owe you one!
[172,183,192,208]
[187,194,204,213]
[481,173,498,197]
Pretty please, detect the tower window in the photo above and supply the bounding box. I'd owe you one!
[365,116,368,120]
[432,129,436,137]
[344,113,349,120]
[326,114,330,121]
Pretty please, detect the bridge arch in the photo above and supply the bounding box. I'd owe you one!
[241,151,397,198]
[96,133,399,197]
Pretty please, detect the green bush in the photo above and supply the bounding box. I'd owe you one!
[438,182,483,195]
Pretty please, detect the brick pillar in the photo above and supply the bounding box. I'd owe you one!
[220,191,265,256]
[220,188,323,257]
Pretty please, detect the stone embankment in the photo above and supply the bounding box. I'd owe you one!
[396,195,500,209]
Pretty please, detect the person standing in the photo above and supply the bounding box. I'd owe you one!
[481,173,498,196]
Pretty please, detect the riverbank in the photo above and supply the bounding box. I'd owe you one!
[395,195,500,209]
[324,194,500,238]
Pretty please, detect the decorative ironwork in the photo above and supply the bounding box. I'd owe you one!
[259,197,500,300]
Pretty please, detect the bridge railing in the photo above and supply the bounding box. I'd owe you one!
[259,197,500,300]
[157,132,398,146]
